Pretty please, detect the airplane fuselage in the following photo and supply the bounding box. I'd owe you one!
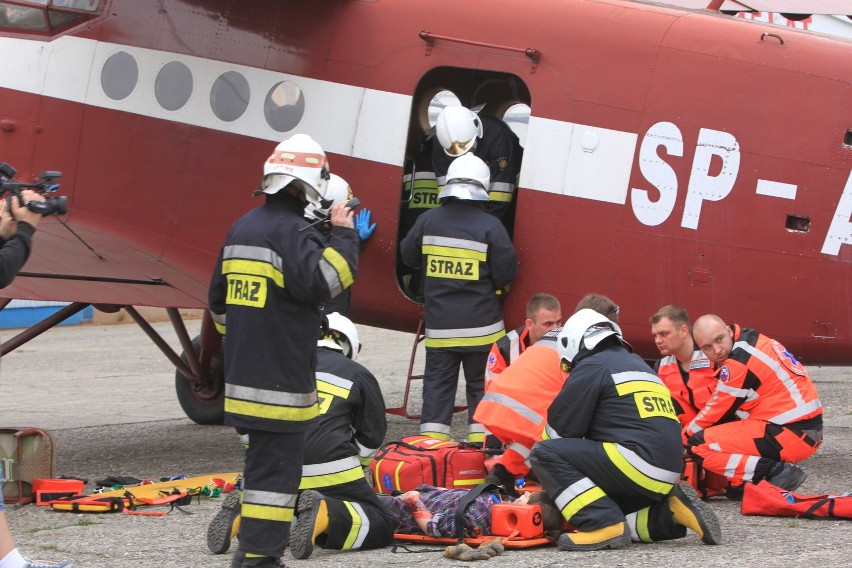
[0,0,849,363]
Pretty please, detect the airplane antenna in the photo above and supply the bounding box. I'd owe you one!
[52,216,106,260]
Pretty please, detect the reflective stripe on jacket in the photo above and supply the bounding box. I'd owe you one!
[543,343,683,476]
[208,193,359,433]
[475,332,564,474]
[484,324,531,384]
[400,200,517,350]
[303,347,388,482]
[686,325,823,438]
[656,350,716,428]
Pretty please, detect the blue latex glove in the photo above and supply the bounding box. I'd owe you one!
[355,208,377,241]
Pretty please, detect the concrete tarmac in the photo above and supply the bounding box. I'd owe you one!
[0,319,850,567]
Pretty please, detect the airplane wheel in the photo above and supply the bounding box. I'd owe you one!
[175,336,225,425]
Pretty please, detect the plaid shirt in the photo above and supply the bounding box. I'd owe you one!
[378,484,503,538]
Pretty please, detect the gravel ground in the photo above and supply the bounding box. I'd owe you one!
[1,320,850,567]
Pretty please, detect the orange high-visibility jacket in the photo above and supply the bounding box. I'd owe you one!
[685,325,822,438]
[484,324,531,385]
[474,331,566,475]
[656,350,717,428]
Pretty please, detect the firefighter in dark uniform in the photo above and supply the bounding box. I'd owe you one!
[400,153,518,444]
[206,313,392,559]
[208,133,359,568]
[432,105,522,228]
[289,312,394,559]
[530,309,722,551]
[304,173,376,317]
[398,136,440,302]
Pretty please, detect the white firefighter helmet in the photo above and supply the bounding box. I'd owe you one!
[305,173,353,221]
[260,133,330,209]
[435,105,483,158]
[438,153,490,201]
[557,309,625,370]
[318,312,361,361]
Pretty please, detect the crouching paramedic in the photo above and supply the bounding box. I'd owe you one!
[530,310,722,551]
[208,133,359,568]
[650,305,717,429]
[207,314,393,560]
[475,328,564,492]
[687,315,823,499]
[484,293,562,384]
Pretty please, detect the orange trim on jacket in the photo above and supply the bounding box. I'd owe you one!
[474,341,566,476]
[656,350,717,428]
[685,325,822,438]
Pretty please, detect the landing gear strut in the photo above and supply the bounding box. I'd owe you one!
[117,306,226,425]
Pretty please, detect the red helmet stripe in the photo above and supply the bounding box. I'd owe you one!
[266,151,328,169]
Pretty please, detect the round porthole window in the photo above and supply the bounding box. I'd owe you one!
[101,51,138,101]
[155,61,193,111]
[264,81,305,132]
[210,71,250,122]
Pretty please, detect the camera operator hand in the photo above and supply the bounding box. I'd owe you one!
[0,190,45,288]
[1,189,45,236]
[329,201,355,229]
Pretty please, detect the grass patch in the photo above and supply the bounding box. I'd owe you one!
[27,518,100,533]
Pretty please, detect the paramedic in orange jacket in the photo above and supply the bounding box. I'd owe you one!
[475,328,565,490]
[476,294,619,493]
[687,315,823,497]
[650,305,717,428]
[484,293,562,384]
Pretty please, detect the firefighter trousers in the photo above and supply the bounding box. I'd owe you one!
[420,348,488,441]
[307,479,394,551]
[530,438,683,539]
[686,419,821,485]
[238,428,305,558]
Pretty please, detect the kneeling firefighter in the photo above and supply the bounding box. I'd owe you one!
[529,309,723,551]
[208,313,393,560]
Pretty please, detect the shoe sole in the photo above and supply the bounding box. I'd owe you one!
[290,490,320,560]
[207,490,241,554]
[772,468,807,492]
[557,526,631,551]
[789,470,807,492]
[673,482,722,545]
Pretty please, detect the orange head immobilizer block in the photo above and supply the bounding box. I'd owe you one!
[490,503,544,538]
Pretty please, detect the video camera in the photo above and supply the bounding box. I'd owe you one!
[0,162,67,216]
[299,197,360,232]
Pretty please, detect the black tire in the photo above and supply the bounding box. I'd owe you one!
[175,336,225,425]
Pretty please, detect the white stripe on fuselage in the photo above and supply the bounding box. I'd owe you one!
[0,35,410,168]
[0,35,638,201]
[1,36,849,255]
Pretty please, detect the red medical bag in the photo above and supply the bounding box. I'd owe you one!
[369,435,486,494]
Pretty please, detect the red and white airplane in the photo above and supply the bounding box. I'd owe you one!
[0,0,849,423]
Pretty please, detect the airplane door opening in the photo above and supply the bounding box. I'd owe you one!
[395,67,530,302]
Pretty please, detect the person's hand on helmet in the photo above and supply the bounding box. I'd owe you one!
[329,202,355,229]
[355,208,377,241]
